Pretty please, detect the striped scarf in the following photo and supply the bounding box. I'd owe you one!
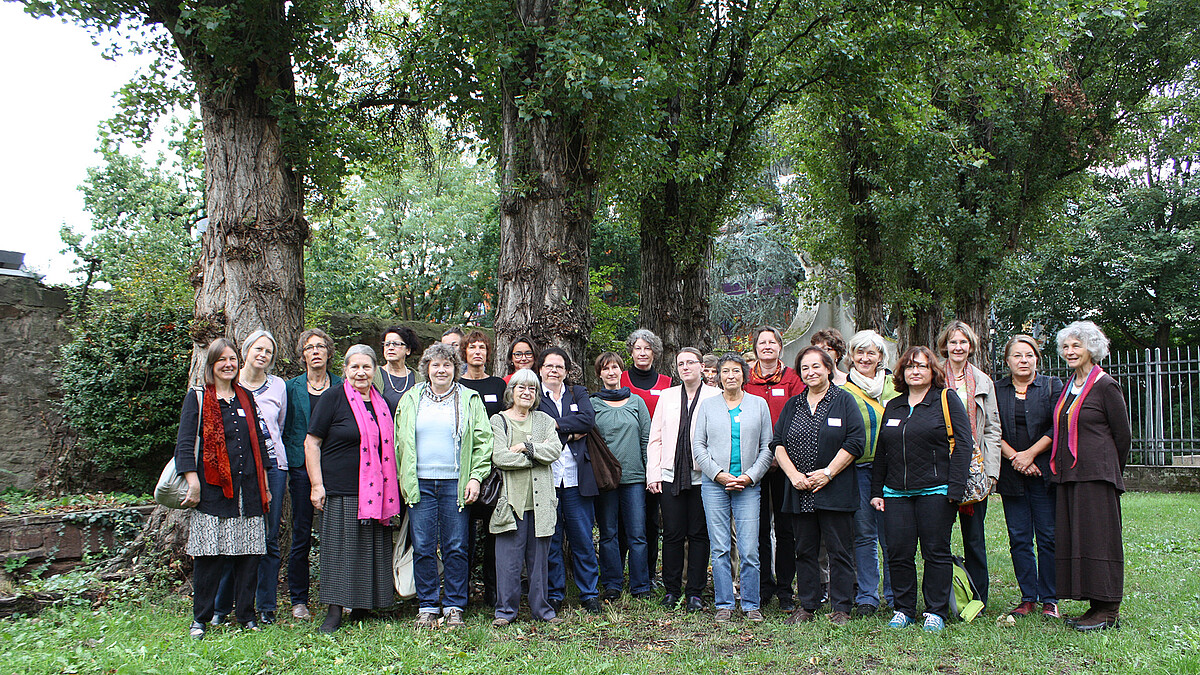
[1049,365,1105,474]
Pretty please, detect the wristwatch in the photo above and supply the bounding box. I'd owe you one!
[822,467,832,479]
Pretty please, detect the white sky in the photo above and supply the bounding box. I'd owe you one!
[0,4,151,284]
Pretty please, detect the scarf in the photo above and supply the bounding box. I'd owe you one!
[949,362,979,440]
[848,367,887,401]
[202,384,269,513]
[344,380,400,524]
[750,360,786,386]
[672,386,704,496]
[1049,365,1104,475]
[595,387,632,401]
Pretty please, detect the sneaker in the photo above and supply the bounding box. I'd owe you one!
[445,608,465,628]
[829,611,851,626]
[414,611,439,627]
[714,608,734,623]
[686,596,704,613]
[1009,601,1037,617]
[855,603,878,617]
[188,621,206,640]
[292,604,312,620]
[1042,603,1060,619]
[888,611,915,628]
[922,613,945,632]
[746,609,764,622]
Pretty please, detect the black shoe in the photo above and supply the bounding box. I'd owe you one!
[660,593,680,608]
[549,599,562,614]
[189,621,206,640]
[581,598,602,614]
[779,597,796,612]
[211,613,229,626]
[241,620,260,632]
[347,608,369,623]
[855,603,878,617]
[601,588,621,602]
[686,596,704,613]
[633,591,652,600]
[318,605,343,634]
[258,611,275,626]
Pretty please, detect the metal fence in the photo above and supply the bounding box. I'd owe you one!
[998,347,1200,466]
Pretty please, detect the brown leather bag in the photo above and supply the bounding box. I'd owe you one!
[586,426,622,491]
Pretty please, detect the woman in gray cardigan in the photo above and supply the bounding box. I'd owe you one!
[692,353,774,623]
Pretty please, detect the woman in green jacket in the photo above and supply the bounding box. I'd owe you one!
[395,342,493,628]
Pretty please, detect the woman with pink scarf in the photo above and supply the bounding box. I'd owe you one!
[305,344,400,633]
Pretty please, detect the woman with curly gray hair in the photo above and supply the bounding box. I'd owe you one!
[1050,321,1130,631]
[395,342,494,628]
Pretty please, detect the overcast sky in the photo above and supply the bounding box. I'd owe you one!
[0,3,151,284]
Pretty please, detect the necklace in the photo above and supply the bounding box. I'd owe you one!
[423,384,456,403]
[308,374,329,392]
[385,368,411,394]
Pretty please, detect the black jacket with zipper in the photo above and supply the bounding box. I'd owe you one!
[871,387,974,501]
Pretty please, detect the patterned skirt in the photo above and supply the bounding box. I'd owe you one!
[187,512,265,557]
[319,495,395,609]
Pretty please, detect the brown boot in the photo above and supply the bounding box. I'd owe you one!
[1074,601,1120,632]
[1063,605,1096,627]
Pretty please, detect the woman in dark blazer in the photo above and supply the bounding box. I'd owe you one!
[773,346,865,626]
[536,347,602,614]
[995,335,1064,619]
[1051,321,1130,631]
[280,328,342,621]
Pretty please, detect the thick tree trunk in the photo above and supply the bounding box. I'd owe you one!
[637,186,714,358]
[189,61,308,378]
[841,123,889,336]
[493,0,595,374]
[955,284,993,372]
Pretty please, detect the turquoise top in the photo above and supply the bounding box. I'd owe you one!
[728,405,743,476]
[883,485,949,498]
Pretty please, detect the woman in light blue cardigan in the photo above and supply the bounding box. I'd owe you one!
[693,353,774,623]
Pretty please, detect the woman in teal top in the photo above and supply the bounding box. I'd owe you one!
[692,353,773,623]
[591,352,653,601]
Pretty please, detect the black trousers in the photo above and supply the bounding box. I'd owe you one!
[469,503,498,605]
[759,469,796,602]
[884,494,958,621]
[791,509,856,613]
[659,482,709,598]
[645,491,661,580]
[193,555,258,624]
[958,499,989,605]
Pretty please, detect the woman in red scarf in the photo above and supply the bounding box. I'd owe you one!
[305,344,400,633]
[176,338,271,640]
[1051,321,1130,631]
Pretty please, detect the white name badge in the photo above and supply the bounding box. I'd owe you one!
[733,415,741,423]
[651,389,663,396]
[484,394,498,403]
[570,403,579,412]
[886,418,901,427]
[828,418,842,427]
[237,408,246,417]
[772,388,785,396]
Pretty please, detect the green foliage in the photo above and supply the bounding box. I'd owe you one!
[709,215,806,349]
[57,302,193,492]
[588,266,638,356]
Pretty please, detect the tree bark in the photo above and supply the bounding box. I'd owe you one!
[955,284,993,372]
[493,0,595,374]
[842,124,889,336]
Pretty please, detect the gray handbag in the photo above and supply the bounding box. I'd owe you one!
[154,389,202,509]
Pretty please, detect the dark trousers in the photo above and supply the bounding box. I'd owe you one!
[194,555,258,624]
[547,486,600,602]
[645,491,661,581]
[469,502,498,606]
[287,466,315,606]
[884,494,958,621]
[494,510,554,621]
[958,499,989,605]
[214,465,287,616]
[791,510,856,613]
[758,469,796,602]
[659,481,709,598]
[1002,479,1056,603]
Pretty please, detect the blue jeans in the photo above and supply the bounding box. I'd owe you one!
[854,464,893,607]
[701,478,761,611]
[410,479,471,612]
[548,486,600,602]
[214,464,286,615]
[287,466,315,606]
[596,483,651,595]
[1002,478,1056,603]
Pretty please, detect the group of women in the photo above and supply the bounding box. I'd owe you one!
[175,319,1129,637]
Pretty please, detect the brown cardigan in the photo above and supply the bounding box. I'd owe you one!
[1050,373,1131,491]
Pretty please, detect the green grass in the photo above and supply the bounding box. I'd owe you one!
[3,492,1199,674]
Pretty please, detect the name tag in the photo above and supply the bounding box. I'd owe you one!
[772,388,785,396]
[827,417,842,427]
[733,415,741,423]
[651,390,663,396]
[484,394,498,403]
[237,408,246,417]
[570,403,578,412]
[886,418,901,427]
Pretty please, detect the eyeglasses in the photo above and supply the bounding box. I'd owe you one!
[383,341,406,348]
[905,363,931,372]
[303,344,328,353]
[512,351,534,358]
[542,364,566,371]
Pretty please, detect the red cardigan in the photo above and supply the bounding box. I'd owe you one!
[744,365,805,428]
[620,370,673,418]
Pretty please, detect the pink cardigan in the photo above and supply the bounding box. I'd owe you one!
[646,384,722,486]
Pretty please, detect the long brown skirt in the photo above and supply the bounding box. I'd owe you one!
[1056,481,1123,603]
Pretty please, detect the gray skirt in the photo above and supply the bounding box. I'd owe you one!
[319,495,395,609]
[187,512,265,557]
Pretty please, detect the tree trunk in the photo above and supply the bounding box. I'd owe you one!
[841,122,889,335]
[955,284,993,372]
[493,0,595,374]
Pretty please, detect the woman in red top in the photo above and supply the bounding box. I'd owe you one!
[742,325,805,611]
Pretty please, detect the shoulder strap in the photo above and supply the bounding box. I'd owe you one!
[193,387,204,462]
[941,389,956,455]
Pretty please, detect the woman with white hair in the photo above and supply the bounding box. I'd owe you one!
[395,342,493,628]
[841,329,899,616]
[305,344,399,633]
[1050,321,1130,631]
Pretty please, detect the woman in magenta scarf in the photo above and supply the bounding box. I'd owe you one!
[304,344,399,633]
[1050,321,1130,632]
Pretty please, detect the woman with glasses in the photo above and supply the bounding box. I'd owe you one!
[374,326,421,415]
[870,347,973,633]
[504,336,538,383]
[280,328,341,622]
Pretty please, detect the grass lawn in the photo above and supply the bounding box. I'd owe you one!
[3,492,1199,674]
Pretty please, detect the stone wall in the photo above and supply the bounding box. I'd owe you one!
[0,276,73,490]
